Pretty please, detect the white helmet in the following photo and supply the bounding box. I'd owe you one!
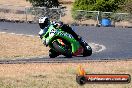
[39,16,50,29]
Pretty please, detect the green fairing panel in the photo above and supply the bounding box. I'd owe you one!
[43,25,81,53]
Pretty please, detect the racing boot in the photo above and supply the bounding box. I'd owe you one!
[77,36,88,50]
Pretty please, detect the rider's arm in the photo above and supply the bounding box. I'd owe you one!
[39,28,49,39]
[39,29,44,39]
[61,24,80,41]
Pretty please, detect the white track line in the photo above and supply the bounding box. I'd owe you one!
[0,32,38,37]
[91,43,106,53]
[97,44,106,52]
[1,32,7,34]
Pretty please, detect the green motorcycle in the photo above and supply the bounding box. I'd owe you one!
[41,24,92,58]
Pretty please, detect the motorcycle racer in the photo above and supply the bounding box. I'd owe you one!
[38,16,87,49]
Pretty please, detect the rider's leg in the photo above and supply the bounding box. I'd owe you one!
[61,24,79,40]
[61,24,86,48]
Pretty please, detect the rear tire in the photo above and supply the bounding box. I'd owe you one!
[83,45,92,57]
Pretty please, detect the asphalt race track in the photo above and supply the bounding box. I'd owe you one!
[0,22,132,62]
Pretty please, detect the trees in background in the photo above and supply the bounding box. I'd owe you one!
[72,0,126,12]
[121,0,132,13]
[26,0,60,8]
[72,0,132,21]
[26,0,132,13]
[72,0,95,11]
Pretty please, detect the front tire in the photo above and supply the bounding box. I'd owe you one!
[49,49,58,58]
[52,40,72,58]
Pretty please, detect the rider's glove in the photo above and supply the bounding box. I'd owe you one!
[39,34,43,39]
[42,38,49,47]
[53,21,63,29]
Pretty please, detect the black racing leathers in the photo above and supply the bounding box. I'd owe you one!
[60,24,80,41]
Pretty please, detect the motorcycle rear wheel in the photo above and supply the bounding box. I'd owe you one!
[83,45,92,57]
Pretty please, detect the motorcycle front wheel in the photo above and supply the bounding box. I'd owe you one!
[49,49,59,58]
[52,39,72,58]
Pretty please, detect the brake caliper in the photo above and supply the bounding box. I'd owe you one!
[58,39,65,46]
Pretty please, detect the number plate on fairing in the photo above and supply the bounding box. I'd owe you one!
[49,29,56,37]
[49,28,74,39]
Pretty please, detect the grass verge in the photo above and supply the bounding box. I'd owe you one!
[0,61,131,88]
[0,32,49,59]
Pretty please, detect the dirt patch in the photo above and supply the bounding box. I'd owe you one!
[115,21,132,28]
[0,0,74,6]
[0,0,31,7]
[0,61,131,88]
[0,33,49,59]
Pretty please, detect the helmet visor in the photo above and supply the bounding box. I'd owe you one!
[39,21,49,28]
